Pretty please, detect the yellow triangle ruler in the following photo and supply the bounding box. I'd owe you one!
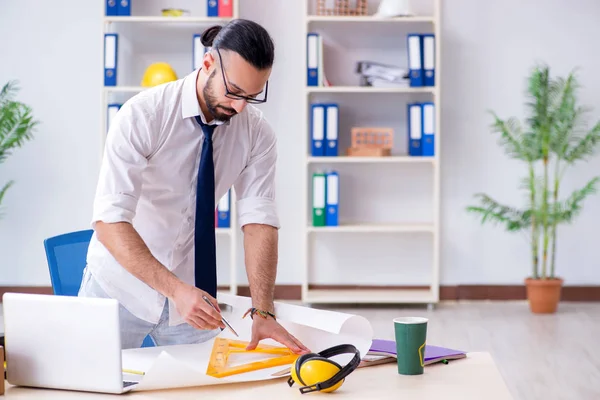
[206,338,299,378]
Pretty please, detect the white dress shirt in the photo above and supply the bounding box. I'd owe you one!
[86,69,280,326]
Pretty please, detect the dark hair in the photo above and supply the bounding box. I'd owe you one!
[200,19,275,70]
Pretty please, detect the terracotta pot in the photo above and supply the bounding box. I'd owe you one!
[525,277,563,314]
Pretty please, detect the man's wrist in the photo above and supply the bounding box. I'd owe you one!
[252,300,274,314]
[245,307,277,321]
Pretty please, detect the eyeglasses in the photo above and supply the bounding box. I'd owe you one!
[215,47,268,104]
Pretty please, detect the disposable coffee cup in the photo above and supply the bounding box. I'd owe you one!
[393,317,428,375]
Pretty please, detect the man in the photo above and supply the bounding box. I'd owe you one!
[80,19,310,355]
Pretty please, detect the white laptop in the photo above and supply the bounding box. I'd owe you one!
[2,292,142,394]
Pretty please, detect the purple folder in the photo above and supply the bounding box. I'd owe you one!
[369,339,466,365]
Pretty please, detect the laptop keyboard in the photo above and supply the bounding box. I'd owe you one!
[123,381,138,388]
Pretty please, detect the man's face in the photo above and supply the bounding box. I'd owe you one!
[203,49,270,122]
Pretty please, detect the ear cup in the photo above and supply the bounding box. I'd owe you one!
[297,358,344,393]
[288,345,360,394]
[290,353,320,386]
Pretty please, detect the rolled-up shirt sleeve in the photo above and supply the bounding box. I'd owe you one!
[92,101,153,228]
[234,117,280,229]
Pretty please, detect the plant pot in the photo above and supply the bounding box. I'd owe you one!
[524,277,563,314]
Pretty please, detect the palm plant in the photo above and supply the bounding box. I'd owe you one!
[466,64,600,282]
[0,80,38,219]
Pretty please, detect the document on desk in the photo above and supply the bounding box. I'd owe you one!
[122,294,373,391]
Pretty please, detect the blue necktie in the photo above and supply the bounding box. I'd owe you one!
[193,115,217,297]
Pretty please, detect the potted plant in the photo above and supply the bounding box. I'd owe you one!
[466,64,600,314]
[0,80,38,219]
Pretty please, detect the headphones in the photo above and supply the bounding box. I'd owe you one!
[287,344,361,394]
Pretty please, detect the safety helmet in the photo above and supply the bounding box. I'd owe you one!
[141,62,178,87]
[287,344,361,394]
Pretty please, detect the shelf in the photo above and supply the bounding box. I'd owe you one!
[100,4,239,303]
[306,15,436,48]
[104,16,234,23]
[106,87,434,96]
[306,86,435,94]
[307,156,435,164]
[303,287,435,304]
[307,223,435,233]
[306,15,435,23]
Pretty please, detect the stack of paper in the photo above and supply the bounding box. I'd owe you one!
[355,61,408,87]
[121,294,374,392]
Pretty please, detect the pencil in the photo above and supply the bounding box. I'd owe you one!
[122,368,145,375]
[202,295,239,337]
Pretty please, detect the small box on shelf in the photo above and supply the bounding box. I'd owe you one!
[316,0,368,16]
[346,127,393,157]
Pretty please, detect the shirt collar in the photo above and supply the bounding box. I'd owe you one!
[181,69,229,126]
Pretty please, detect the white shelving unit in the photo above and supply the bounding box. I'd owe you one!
[100,0,240,297]
[301,0,441,306]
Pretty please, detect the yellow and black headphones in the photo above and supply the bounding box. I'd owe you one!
[287,344,361,394]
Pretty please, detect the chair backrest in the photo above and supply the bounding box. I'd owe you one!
[43,229,94,296]
[43,229,156,348]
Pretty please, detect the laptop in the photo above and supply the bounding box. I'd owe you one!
[2,292,142,394]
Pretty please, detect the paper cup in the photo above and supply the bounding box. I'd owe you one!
[393,317,428,375]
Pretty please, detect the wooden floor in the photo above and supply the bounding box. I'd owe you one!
[320,300,600,400]
[2,300,599,399]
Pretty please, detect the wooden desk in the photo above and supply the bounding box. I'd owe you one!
[2,352,513,399]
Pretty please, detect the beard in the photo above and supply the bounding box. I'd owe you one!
[203,70,238,122]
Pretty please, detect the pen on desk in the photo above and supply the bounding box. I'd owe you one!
[122,368,145,376]
[202,295,239,337]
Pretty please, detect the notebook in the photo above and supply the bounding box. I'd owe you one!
[359,339,466,368]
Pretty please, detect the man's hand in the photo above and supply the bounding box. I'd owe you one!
[171,283,226,331]
[246,316,311,355]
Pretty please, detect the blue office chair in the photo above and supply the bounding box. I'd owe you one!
[43,229,155,348]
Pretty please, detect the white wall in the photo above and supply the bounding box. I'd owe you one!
[1,0,599,288]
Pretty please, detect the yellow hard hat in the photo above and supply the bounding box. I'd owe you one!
[141,62,178,87]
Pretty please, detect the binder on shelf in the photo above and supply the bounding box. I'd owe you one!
[407,103,422,156]
[325,104,339,157]
[107,103,121,133]
[422,102,435,156]
[105,0,118,16]
[104,33,118,87]
[307,33,322,87]
[218,0,233,17]
[326,171,339,226]
[423,34,435,87]
[312,172,326,227]
[407,34,423,87]
[117,0,131,16]
[193,34,208,71]
[207,0,218,17]
[311,103,325,156]
[217,190,231,228]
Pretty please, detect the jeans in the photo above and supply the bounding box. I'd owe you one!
[78,267,220,349]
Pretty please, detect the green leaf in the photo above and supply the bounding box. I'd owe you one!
[489,113,541,162]
[0,81,38,164]
[0,81,19,106]
[0,180,14,219]
[466,193,531,232]
[564,120,600,163]
[549,177,600,224]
